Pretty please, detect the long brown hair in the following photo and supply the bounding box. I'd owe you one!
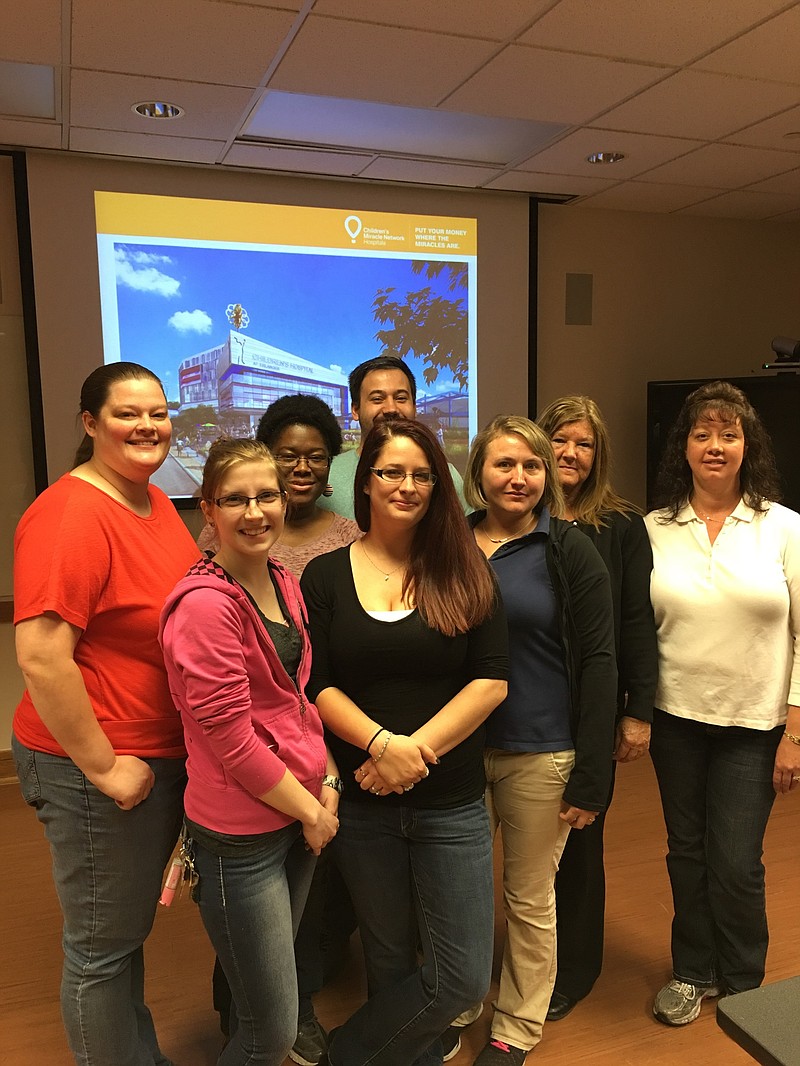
[354,419,496,636]
[537,395,637,528]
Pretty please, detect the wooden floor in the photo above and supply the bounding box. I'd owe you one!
[1,756,798,1065]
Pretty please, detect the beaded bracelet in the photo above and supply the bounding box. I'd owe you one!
[783,731,800,746]
[366,727,385,753]
[373,731,394,762]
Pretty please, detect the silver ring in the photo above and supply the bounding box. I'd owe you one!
[423,768,430,778]
[403,785,414,792]
[370,786,380,794]
[793,775,800,782]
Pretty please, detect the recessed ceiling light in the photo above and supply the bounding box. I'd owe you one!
[587,151,625,164]
[132,101,184,120]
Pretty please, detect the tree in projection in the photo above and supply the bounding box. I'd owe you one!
[372,262,468,389]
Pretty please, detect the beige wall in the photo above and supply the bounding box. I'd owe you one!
[1,156,35,751]
[4,162,800,749]
[537,203,800,508]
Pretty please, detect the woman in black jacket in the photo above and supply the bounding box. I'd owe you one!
[461,415,617,1066]
[537,396,658,1022]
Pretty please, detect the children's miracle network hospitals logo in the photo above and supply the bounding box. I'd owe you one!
[344,214,362,242]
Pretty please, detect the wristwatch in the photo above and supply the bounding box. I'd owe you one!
[321,774,344,795]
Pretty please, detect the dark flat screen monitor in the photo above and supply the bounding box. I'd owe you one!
[646,374,800,513]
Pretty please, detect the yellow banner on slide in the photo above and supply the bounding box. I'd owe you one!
[95,192,477,256]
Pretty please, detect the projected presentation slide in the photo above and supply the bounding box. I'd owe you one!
[95,191,477,501]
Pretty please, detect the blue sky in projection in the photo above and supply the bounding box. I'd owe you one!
[111,244,470,403]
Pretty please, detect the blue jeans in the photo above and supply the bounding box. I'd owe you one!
[12,735,185,1066]
[191,821,316,1066]
[649,711,782,992]
[328,798,494,1066]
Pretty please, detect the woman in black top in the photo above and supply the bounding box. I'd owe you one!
[301,418,508,1066]
[537,396,658,1021]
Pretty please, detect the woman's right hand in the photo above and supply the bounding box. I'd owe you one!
[369,733,436,789]
[90,755,156,810]
[302,805,339,855]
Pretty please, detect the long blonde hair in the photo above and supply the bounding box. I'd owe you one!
[537,396,637,529]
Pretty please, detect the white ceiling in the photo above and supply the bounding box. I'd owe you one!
[2,0,800,220]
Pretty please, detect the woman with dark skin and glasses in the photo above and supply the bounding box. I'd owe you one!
[646,381,800,1027]
[536,396,658,1022]
[301,418,508,1066]
[198,394,360,574]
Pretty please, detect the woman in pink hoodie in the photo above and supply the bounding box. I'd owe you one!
[160,438,339,1066]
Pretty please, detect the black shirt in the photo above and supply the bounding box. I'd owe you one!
[301,546,508,809]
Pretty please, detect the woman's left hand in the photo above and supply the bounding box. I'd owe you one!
[773,736,800,794]
[354,759,408,796]
[614,716,651,762]
[559,803,598,830]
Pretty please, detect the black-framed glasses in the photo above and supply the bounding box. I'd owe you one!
[370,467,437,487]
[273,453,330,469]
[214,490,286,509]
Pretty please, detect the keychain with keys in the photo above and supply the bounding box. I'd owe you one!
[158,827,197,907]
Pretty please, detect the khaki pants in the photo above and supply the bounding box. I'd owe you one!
[486,746,575,1051]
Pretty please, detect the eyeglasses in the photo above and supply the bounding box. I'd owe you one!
[214,490,286,509]
[274,453,330,469]
[370,467,437,487]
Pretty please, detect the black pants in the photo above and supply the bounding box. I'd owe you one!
[552,762,616,1001]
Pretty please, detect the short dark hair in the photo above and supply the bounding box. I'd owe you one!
[255,394,343,457]
[348,356,416,409]
[353,418,496,635]
[73,362,165,467]
[654,380,782,520]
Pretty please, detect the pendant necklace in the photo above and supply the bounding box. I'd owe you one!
[360,539,407,581]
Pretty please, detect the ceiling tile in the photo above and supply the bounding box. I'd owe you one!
[224,141,374,176]
[270,15,497,106]
[69,127,225,163]
[747,168,800,196]
[0,117,62,150]
[358,156,501,187]
[70,70,256,140]
[765,207,800,222]
[638,142,800,189]
[578,181,724,212]
[444,44,664,124]
[694,6,800,86]
[486,170,617,195]
[71,0,296,87]
[516,128,702,178]
[310,0,551,40]
[0,0,62,64]
[722,104,800,151]
[598,69,800,140]
[519,0,791,66]
[0,61,56,119]
[206,0,302,7]
[677,188,800,219]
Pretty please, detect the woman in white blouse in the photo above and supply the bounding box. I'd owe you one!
[646,380,800,1028]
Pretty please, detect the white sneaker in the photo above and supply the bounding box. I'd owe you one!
[653,979,721,1025]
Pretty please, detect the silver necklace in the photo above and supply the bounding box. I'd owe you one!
[360,539,407,581]
[480,515,537,544]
